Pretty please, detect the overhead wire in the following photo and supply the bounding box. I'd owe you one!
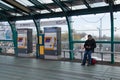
[79,13,106,23]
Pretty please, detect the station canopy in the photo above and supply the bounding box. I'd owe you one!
[0,0,120,21]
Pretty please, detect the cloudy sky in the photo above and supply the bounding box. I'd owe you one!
[16,12,120,37]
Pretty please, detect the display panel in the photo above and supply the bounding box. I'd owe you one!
[44,33,57,50]
[18,36,27,48]
[45,37,51,42]
[17,30,27,48]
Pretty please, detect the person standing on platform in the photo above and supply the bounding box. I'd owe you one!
[81,34,96,66]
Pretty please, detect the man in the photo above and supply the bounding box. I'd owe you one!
[81,34,96,66]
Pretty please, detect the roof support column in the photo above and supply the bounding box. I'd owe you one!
[8,21,18,56]
[109,0,114,64]
[66,16,74,60]
[33,19,41,58]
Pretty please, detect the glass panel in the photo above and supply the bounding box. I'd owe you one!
[0,22,14,54]
[52,8,62,12]
[0,22,14,55]
[37,0,53,4]
[93,52,111,61]
[15,0,34,6]
[40,10,50,14]
[114,44,120,62]
[115,53,120,62]
[72,5,87,10]
[70,0,108,9]
[90,2,108,8]
[114,0,120,5]
[36,10,41,13]
[0,1,14,8]
[72,13,111,41]
[114,12,120,41]
[10,12,22,16]
[0,22,12,40]
[0,42,14,54]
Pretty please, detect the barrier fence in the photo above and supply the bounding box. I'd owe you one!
[62,49,120,62]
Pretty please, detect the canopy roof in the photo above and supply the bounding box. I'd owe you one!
[0,0,120,21]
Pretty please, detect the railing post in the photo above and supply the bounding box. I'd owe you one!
[101,52,103,62]
[63,51,65,59]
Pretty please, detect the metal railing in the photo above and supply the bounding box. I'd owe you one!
[62,49,120,62]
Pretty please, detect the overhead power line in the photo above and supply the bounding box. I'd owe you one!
[79,13,106,23]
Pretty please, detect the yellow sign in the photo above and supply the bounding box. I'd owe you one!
[40,46,44,55]
[39,36,42,44]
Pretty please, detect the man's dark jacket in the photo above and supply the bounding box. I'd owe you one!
[84,38,96,52]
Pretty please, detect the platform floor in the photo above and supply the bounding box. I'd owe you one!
[0,55,120,80]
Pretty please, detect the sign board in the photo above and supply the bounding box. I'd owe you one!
[16,19,66,28]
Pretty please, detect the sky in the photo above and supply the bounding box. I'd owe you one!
[72,12,120,37]
[40,12,120,37]
[15,11,120,38]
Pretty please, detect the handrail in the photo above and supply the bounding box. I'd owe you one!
[62,49,120,54]
[0,40,13,41]
[62,49,120,61]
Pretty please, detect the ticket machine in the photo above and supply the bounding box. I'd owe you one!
[17,28,32,56]
[44,27,61,59]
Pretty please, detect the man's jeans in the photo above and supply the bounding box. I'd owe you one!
[82,50,92,65]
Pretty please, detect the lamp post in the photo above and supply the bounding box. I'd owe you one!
[97,18,102,52]
[97,18,103,61]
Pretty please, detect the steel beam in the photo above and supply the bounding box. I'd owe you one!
[2,0,31,13]
[1,4,119,21]
[82,0,91,9]
[29,0,54,13]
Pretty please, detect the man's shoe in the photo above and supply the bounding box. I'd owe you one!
[81,64,85,66]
